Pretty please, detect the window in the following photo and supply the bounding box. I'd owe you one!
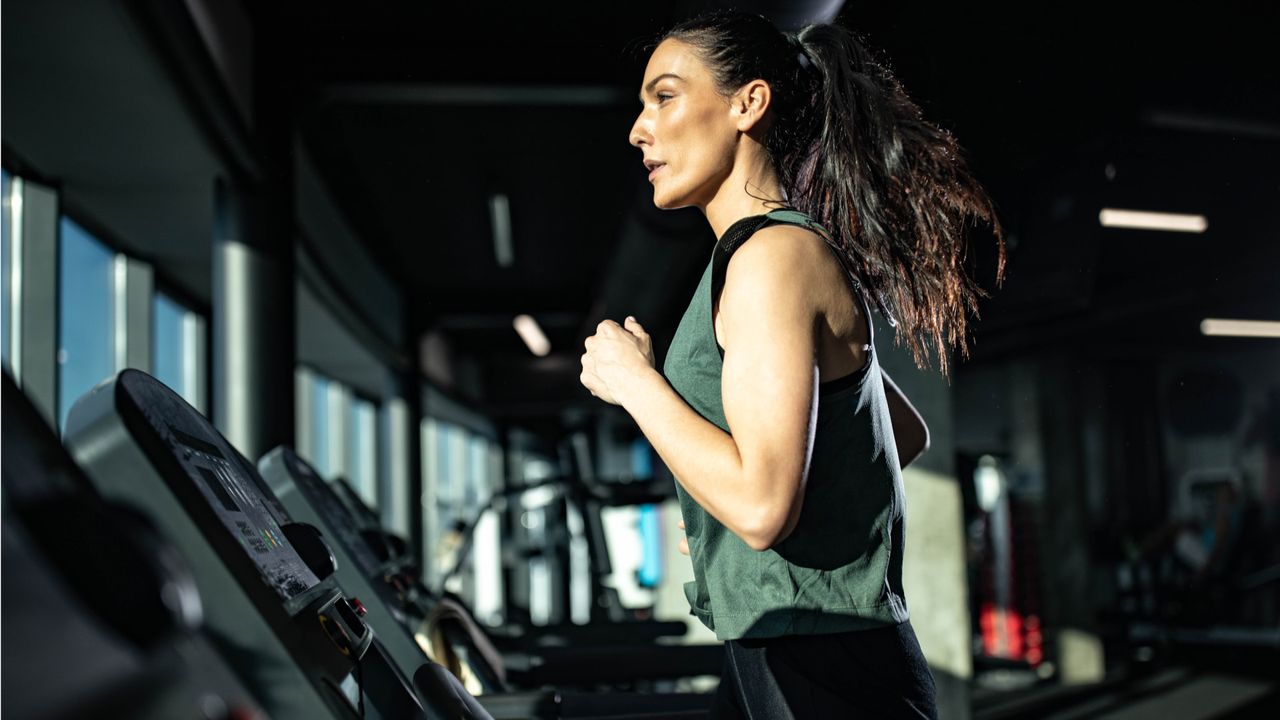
[152,291,206,412]
[57,218,116,429]
[425,419,469,583]
[348,394,378,509]
[296,367,381,510]
[307,371,335,476]
[424,418,461,582]
[423,417,503,623]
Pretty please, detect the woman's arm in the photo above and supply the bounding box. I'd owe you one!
[880,369,929,468]
[583,226,822,552]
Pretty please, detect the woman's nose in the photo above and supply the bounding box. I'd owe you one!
[629,115,650,148]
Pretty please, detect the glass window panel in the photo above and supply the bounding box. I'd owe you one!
[422,417,440,585]
[437,423,456,505]
[310,373,332,477]
[151,291,204,410]
[467,433,487,509]
[153,293,183,392]
[57,218,116,430]
[423,418,506,608]
[326,381,349,480]
[348,395,378,509]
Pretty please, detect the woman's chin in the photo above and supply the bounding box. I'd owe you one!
[650,187,687,210]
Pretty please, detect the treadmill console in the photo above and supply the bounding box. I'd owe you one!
[64,370,377,718]
[166,422,321,601]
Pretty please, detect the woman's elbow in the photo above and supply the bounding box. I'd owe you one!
[743,526,780,552]
[740,499,797,551]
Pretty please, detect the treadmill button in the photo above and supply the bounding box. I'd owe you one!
[349,597,368,617]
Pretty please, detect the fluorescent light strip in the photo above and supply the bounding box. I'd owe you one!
[1099,208,1207,233]
[513,314,550,357]
[9,178,23,379]
[490,194,514,268]
[1200,319,1280,338]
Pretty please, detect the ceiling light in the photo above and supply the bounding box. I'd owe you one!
[490,193,513,267]
[1200,318,1280,338]
[1098,208,1207,233]
[513,314,550,356]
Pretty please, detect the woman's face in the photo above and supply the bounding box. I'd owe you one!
[629,39,739,209]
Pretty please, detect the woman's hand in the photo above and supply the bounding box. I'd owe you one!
[580,316,655,406]
[678,519,689,556]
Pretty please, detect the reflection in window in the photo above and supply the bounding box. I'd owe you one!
[57,218,116,429]
[152,291,205,412]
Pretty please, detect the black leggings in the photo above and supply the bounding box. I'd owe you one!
[711,621,938,719]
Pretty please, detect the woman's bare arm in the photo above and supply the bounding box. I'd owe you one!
[881,369,929,468]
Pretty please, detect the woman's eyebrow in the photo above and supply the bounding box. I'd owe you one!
[638,73,684,103]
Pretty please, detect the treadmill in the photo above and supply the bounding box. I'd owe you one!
[1,372,263,720]
[261,445,719,719]
[62,369,490,720]
[330,471,692,650]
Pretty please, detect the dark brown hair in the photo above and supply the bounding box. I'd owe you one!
[661,10,1006,376]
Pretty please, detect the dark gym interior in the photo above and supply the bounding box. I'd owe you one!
[3,1,1278,718]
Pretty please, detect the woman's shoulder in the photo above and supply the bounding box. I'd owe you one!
[714,210,849,317]
[766,210,842,247]
[719,223,845,324]
[725,221,834,277]
[730,211,845,276]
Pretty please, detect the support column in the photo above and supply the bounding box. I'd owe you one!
[211,16,295,461]
[116,255,153,374]
[212,178,294,460]
[385,365,423,567]
[12,178,59,427]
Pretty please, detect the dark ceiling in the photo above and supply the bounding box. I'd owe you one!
[266,1,1280,417]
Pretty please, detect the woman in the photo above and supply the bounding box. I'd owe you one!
[580,9,1004,718]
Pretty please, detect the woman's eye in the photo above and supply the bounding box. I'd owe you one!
[657,94,672,103]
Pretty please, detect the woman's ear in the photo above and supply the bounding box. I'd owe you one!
[732,79,773,133]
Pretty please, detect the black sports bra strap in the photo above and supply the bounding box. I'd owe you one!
[711,210,875,360]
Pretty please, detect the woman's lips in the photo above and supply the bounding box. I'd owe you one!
[648,164,665,181]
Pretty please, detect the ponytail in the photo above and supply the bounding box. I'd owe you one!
[664,12,1006,376]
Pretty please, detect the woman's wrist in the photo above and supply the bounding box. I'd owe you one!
[619,366,667,415]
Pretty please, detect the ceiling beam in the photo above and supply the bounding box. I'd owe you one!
[1141,110,1280,141]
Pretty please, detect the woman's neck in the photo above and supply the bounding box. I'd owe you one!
[701,145,786,240]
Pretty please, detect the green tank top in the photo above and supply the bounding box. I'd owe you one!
[662,209,910,641]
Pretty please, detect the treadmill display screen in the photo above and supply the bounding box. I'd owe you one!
[175,441,320,600]
[197,465,241,513]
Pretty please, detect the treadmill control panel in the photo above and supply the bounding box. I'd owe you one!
[122,373,322,603]
[280,450,384,576]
